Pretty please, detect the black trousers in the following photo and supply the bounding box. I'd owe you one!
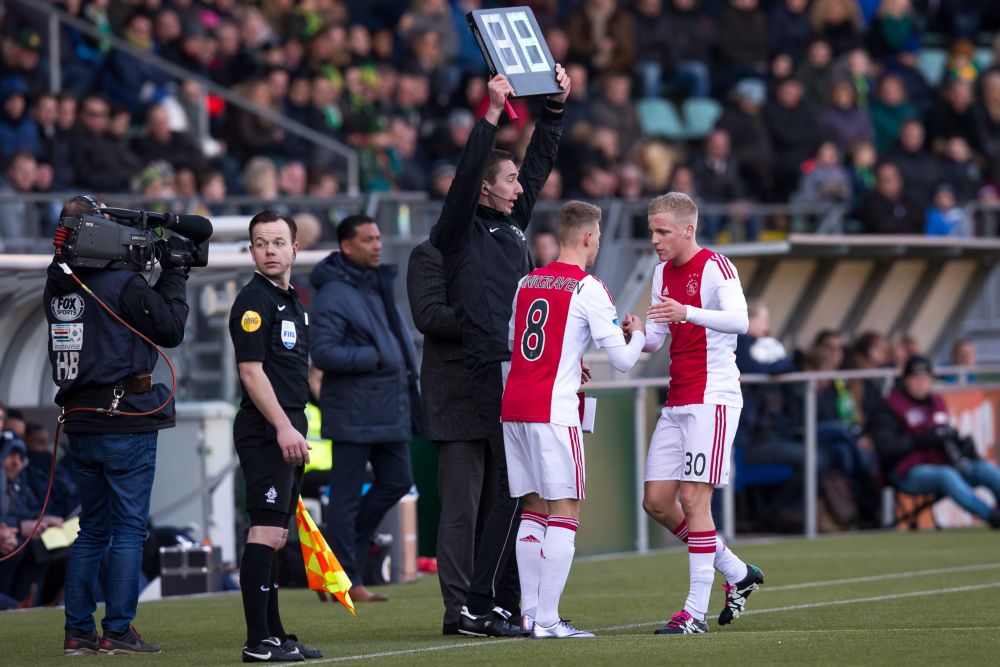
[436,438,495,627]
[324,441,413,586]
[465,361,521,614]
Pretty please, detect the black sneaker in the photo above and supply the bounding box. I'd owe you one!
[457,605,522,637]
[282,634,322,659]
[99,626,161,654]
[64,629,100,656]
[718,563,765,625]
[242,637,304,663]
[654,610,709,635]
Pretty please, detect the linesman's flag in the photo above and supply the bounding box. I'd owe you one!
[295,497,356,617]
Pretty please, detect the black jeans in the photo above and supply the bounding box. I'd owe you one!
[465,361,521,614]
[324,441,413,586]
[436,439,496,627]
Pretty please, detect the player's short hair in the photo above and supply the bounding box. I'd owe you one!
[648,191,699,228]
[249,209,297,242]
[556,200,601,245]
[484,149,518,184]
[336,214,376,244]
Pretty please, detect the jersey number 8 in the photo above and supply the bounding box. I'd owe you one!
[521,298,549,362]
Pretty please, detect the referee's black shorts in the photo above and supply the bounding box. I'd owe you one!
[234,407,307,527]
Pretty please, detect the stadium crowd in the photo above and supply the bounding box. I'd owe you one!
[2,0,1000,244]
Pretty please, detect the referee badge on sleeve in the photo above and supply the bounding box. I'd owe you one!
[241,310,261,332]
[281,320,297,349]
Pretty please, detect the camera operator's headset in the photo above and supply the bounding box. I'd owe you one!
[0,196,178,563]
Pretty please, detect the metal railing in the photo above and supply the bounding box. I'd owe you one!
[585,364,1000,549]
[23,0,359,192]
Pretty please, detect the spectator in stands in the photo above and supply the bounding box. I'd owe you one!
[309,214,421,602]
[866,0,921,60]
[407,28,459,108]
[949,338,978,384]
[0,151,41,243]
[869,74,918,153]
[199,169,229,216]
[132,104,206,173]
[927,78,979,152]
[33,93,73,190]
[809,0,863,56]
[813,329,847,369]
[70,94,133,192]
[974,71,1000,186]
[428,161,456,201]
[718,78,774,200]
[0,29,46,97]
[925,183,967,236]
[631,0,676,98]
[944,38,980,84]
[869,356,1000,528]
[692,129,746,241]
[226,79,286,164]
[796,39,835,109]
[846,330,891,421]
[857,162,923,234]
[940,136,982,203]
[397,0,459,64]
[100,12,172,117]
[768,0,814,60]
[278,160,308,199]
[242,156,279,204]
[799,141,852,204]
[848,140,878,207]
[764,77,822,202]
[0,76,39,160]
[889,332,921,372]
[23,423,79,520]
[713,0,769,93]
[663,0,714,98]
[887,39,935,116]
[567,0,636,78]
[531,229,560,267]
[590,71,641,155]
[888,119,942,210]
[428,109,474,166]
[819,80,875,154]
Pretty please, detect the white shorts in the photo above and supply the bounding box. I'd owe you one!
[645,404,741,486]
[503,421,585,500]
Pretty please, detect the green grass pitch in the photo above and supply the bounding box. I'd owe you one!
[2,528,998,665]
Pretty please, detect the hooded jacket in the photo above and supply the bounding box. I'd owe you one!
[309,252,422,444]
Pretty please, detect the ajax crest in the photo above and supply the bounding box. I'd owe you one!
[686,277,699,297]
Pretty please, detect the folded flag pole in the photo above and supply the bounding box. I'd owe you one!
[296,497,356,617]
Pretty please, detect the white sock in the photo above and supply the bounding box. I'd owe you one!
[714,538,749,584]
[516,511,548,619]
[684,530,716,622]
[671,519,748,583]
[535,516,578,627]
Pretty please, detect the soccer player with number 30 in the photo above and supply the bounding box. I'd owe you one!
[627,192,765,635]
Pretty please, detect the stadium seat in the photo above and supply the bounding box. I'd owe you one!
[681,97,723,140]
[637,97,686,141]
[916,48,947,87]
[976,47,995,70]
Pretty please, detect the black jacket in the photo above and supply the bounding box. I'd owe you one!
[429,109,562,368]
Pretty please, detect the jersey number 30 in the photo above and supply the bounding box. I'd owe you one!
[521,298,549,362]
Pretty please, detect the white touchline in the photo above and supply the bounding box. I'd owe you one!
[284,580,1000,665]
[763,562,1000,592]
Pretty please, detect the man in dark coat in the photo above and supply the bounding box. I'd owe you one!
[407,240,493,635]
[429,67,569,637]
[309,214,421,603]
[857,162,923,235]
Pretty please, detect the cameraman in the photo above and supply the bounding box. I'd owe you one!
[869,356,1000,528]
[44,195,190,655]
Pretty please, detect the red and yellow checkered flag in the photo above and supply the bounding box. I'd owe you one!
[295,497,356,617]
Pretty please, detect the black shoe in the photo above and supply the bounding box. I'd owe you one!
[282,634,322,659]
[64,629,100,656]
[442,623,460,635]
[458,605,522,637]
[243,637,304,663]
[718,564,765,625]
[99,626,161,654]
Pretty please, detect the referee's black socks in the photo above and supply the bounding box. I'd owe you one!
[268,552,288,641]
[241,543,275,646]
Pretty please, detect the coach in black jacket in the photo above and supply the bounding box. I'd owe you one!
[429,68,570,636]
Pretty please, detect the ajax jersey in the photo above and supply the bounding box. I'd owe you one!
[501,262,625,426]
[648,249,745,408]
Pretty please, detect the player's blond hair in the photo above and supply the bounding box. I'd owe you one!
[648,192,699,228]
[556,200,601,245]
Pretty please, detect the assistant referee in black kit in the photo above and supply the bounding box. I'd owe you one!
[229,210,321,663]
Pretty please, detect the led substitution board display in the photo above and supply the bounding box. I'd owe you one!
[467,8,561,98]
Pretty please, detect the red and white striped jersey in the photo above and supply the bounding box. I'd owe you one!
[648,249,746,408]
[501,262,625,426]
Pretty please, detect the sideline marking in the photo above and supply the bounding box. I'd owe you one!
[293,580,1000,664]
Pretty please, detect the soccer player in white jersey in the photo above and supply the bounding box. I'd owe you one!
[627,192,764,635]
[501,201,646,639]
